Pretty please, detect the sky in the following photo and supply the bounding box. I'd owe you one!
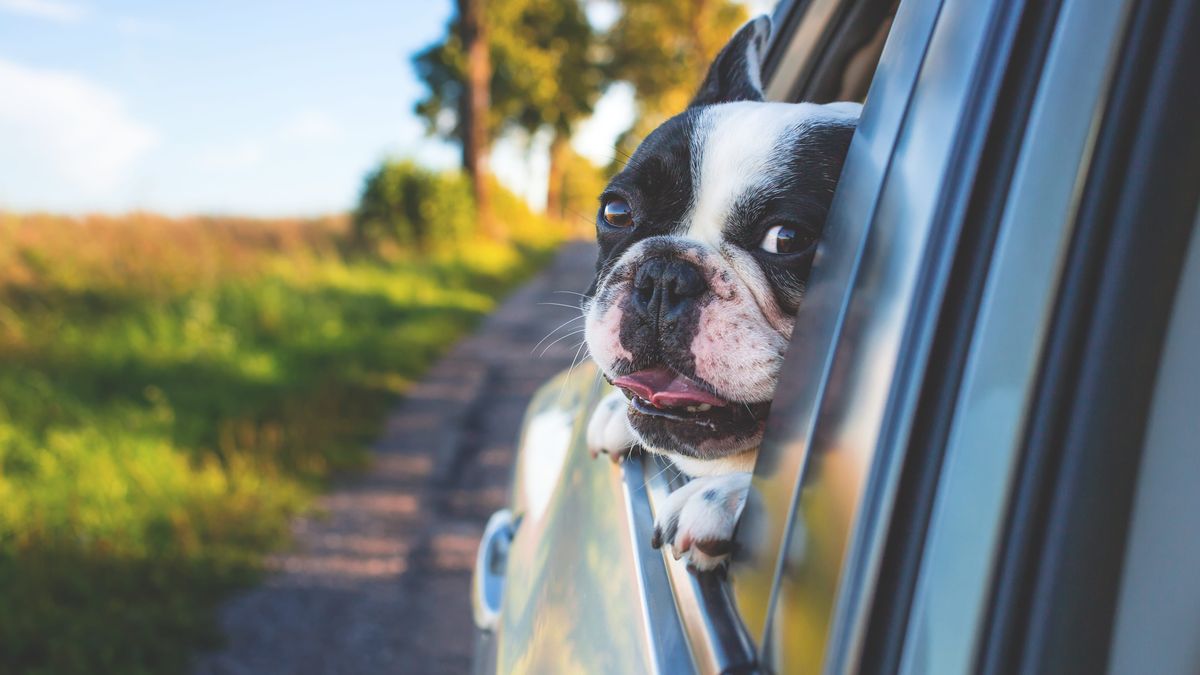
[0,0,768,217]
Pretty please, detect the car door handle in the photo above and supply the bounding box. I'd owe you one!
[472,508,516,631]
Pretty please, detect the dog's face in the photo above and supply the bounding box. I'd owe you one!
[583,17,858,464]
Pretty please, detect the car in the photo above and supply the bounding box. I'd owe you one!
[471,0,1200,671]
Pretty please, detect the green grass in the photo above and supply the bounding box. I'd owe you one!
[0,212,561,674]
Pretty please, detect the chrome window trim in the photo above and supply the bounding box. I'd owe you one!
[896,0,1135,670]
[642,454,757,673]
[619,456,696,675]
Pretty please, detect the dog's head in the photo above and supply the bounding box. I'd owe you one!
[583,16,859,466]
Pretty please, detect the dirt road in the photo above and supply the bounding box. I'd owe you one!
[194,241,598,674]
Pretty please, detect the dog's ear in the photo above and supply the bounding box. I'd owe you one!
[690,16,771,108]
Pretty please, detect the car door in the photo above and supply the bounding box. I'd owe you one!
[474,0,1194,669]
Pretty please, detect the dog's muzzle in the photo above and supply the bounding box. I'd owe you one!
[630,257,708,327]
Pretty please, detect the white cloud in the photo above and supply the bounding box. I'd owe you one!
[0,59,157,197]
[0,0,86,22]
[278,110,342,143]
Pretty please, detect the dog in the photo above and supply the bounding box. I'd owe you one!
[583,15,860,571]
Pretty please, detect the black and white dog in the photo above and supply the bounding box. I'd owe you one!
[584,16,859,571]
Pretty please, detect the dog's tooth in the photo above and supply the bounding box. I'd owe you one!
[698,403,712,412]
[687,406,698,413]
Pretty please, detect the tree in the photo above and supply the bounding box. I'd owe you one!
[413,0,601,223]
[458,0,495,237]
[604,0,748,163]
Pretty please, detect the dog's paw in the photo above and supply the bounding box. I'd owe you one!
[652,472,752,572]
[587,390,636,463]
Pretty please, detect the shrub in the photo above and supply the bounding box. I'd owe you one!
[351,160,476,255]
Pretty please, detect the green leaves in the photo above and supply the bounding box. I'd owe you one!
[414,0,602,144]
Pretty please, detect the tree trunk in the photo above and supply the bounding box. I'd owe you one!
[456,0,500,238]
[545,130,570,223]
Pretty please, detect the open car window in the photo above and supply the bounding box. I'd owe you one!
[614,0,902,662]
[626,0,910,669]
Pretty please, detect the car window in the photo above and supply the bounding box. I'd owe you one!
[729,0,916,653]
[728,0,944,663]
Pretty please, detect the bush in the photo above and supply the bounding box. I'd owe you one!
[352,160,575,257]
[352,160,476,255]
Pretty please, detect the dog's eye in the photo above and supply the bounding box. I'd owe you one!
[602,199,634,228]
[760,224,814,254]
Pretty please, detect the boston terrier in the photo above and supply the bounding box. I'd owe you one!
[584,16,860,571]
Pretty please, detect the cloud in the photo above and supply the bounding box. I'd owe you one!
[278,110,343,143]
[0,0,86,22]
[0,59,157,196]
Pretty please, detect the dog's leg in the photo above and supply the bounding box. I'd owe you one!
[586,390,637,462]
[652,472,751,572]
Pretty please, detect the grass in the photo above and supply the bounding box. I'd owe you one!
[0,211,562,674]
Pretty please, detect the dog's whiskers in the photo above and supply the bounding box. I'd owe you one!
[531,315,584,355]
[539,329,586,358]
[537,301,586,312]
[556,339,591,404]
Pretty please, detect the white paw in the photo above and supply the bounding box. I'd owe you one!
[587,390,637,463]
[652,472,751,572]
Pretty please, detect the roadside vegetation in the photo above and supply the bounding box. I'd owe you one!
[0,172,566,674]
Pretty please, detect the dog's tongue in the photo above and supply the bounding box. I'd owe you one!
[613,367,728,409]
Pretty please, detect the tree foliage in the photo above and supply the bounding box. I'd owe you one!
[604,0,748,154]
[413,0,603,220]
[414,0,601,147]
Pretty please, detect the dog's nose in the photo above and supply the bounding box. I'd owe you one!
[632,258,708,321]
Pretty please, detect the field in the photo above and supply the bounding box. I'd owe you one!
[0,211,561,674]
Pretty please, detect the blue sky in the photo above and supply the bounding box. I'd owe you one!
[0,0,630,215]
[0,0,768,216]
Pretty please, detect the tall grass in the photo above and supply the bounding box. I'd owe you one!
[0,211,563,674]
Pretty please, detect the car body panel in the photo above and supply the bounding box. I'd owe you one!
[492,363,687,674]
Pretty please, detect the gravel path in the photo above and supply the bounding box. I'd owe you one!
[193,241,598,675]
